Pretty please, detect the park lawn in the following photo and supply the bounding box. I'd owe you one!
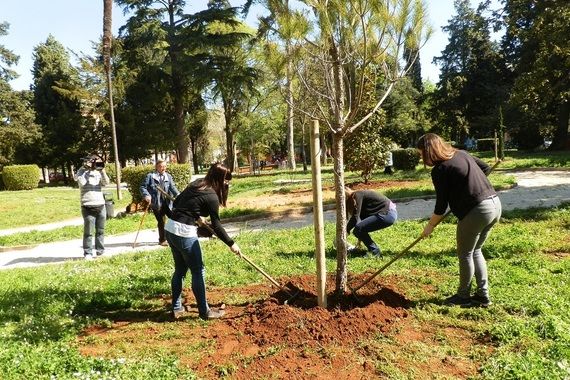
[0,204,568,379]
[0,187,132,230]
[0,162,516,235]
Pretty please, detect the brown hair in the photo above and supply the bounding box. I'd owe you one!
[345,187,357,217]
[416,133,456,166]
[198,163,232,206]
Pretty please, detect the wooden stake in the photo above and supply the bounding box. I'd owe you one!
[310,120,327,308]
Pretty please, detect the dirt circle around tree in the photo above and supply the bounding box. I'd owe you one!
[79,273,418,378]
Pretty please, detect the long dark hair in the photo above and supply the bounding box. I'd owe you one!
[196,163,232,206]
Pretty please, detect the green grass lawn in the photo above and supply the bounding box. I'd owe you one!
[0,204,568,378]
[0,187,132,230]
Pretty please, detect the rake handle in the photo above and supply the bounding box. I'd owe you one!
[132,204,150,249]
[350,235,424,293]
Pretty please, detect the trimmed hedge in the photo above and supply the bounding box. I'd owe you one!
[392,148,420,171]
[2,165,40,190]
[122,164,192,204]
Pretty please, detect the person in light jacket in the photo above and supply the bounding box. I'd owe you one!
[75,156,110,260]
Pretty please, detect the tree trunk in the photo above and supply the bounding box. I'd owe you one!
[332,134,348,293]
[301,121,307,172]
[191,138,199,174]
[103,0,122,199]
[225,122,235,171]
[286,47,296,170]
[167,2,189,163]
[550,100,570,150]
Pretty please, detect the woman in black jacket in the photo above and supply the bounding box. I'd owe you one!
[345,187,397,257]
[165,163,241,319]
[417,133,501,307]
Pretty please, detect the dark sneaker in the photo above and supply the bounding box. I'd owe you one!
[96,251,104,256]
[200,307,226,320]
[471,294,492,307]
[444,294,471,306]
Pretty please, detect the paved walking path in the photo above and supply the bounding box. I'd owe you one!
[1,170,569,270]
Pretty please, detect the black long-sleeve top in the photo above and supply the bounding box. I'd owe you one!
[170,182,234,247]
[347,190,392,232]
[431,150,496,220]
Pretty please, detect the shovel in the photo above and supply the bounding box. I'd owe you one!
[196,217,301,304]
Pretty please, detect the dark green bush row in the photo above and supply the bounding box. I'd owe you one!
[122,164,192,204]
[1,165,40,190]
[392,148,420,171]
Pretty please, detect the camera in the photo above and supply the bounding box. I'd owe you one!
[82,156,105,170]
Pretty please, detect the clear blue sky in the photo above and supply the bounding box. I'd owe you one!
[2,0,500,92]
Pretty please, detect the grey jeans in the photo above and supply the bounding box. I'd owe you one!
[81,205,106,256]
[456,196,502,298]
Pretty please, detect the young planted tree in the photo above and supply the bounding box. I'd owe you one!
[296,0,430,292]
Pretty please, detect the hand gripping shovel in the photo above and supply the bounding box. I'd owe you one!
[349,159,502,298]
[196,217,301,304]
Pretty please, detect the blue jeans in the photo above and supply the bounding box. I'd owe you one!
[81,205,106,256]
[165,231,209,317]
[456,196,502,298]
[352,208,397,253]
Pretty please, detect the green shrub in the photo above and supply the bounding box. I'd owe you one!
[122,164,192,204]
[2,165,40,190]
[392,148,420,171]
[477,138,496,152]
[104,162,116,184]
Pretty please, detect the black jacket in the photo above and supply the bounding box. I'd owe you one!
[431,150,496,220]
[170,181,234,247]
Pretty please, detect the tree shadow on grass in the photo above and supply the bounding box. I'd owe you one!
[0,274,173,343]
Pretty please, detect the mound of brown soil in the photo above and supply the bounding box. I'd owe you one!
[80,273,410,379]
[228,274,408,348]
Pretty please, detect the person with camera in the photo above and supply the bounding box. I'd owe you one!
[74,156,110,260]
[140,159,180,246]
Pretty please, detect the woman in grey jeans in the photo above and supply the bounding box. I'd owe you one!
[417,133,502,307]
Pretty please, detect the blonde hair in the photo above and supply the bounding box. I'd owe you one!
[416,133,456,166]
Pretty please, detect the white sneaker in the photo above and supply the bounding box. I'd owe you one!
[84,254,94,261]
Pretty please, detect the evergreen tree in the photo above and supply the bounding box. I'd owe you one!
[432,0,507,143]
[502,0,570,150]
[32,35,84,178]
